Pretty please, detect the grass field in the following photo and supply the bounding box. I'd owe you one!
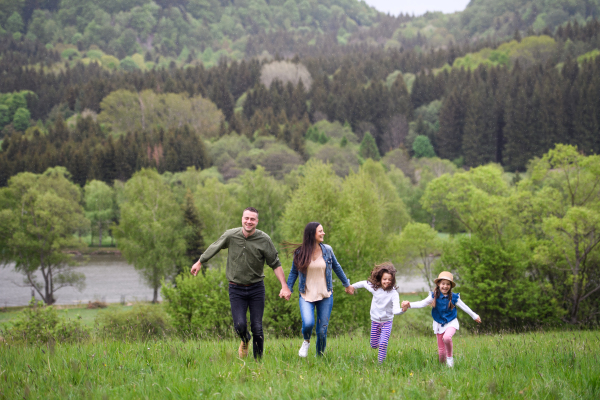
[1,328,598,399]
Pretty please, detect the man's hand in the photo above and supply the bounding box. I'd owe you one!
[190,260,202,276]
[279,286,292,301]
[345,285,355,295]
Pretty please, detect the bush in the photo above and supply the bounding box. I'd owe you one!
[440,236,562,330]
[2,301,89,344]
[161,270,233,338]
[96,304,173,341]
[162,267,371,339]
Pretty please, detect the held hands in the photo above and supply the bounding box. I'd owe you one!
[401,300,410,312]
[279,286,292,301]
[190,260,202,276]
[345,285,355,295]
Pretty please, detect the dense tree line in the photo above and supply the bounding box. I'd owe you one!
[2,18,600,180]
[431,55,600,171]
[0,117,210,187]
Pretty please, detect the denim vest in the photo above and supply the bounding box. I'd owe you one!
[431,292,460,326]
[286,243,350,294]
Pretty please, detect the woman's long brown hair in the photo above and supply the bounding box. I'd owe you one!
[282,222,321,275]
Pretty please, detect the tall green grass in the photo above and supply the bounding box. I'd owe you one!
[1,330,598,399]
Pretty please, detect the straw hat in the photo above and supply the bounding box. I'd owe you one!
[434,271,456,288]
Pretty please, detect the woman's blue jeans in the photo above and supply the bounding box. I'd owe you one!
[299,294,333,356]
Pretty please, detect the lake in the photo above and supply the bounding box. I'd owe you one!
[0,255,430,307]
[0,255,159,307]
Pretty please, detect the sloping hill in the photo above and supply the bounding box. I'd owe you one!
[0,0,384,68]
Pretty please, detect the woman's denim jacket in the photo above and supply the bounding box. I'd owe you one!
[286,243,350,294]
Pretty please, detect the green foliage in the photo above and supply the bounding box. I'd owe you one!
[0,104,9,129]
[577,49,600,64]
[113,168,188,303]
[6,11,23,33]
[412,135,436,158]
[452,36,557,70]
[0,167,88,304]
[181,189,205,269]
[98,89,223,137]
[305,125,329,143]
[96,304,173,340]
[394,222,441,286]
[237,166,288,242]
[3,300,90,344]
[12,107,30,131]
[441,236,561,329]
[84,180,117,247]
[119,56,139,72]
[358,132,380,161]
[194,177,241,245]
[161,270,235,338]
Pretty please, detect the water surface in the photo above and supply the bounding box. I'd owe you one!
[0,255,159,307]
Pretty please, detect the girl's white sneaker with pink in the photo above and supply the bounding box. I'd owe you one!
[446,357,454,367]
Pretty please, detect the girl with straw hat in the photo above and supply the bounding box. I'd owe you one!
[401,271,481,367]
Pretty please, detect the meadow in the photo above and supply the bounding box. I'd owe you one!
[1,321,598,399]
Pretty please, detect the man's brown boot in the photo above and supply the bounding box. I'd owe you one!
[238,340,249,358]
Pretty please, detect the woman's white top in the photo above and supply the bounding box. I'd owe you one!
[352,281,404,322]
[301,255,331,302]
[409,295,479,334]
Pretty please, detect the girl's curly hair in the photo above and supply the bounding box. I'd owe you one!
[368,262,397,291]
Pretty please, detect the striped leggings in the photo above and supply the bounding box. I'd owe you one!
[370,321,393,363]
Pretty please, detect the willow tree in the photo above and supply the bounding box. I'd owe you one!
[114,169,187,303]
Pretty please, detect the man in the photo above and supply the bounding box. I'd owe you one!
[190,207,291,359]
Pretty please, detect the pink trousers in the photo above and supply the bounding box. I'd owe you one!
[436,327,456,363]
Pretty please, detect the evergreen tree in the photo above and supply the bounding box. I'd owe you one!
[359,132,381,161]
[179,189,205,276]
[436,89,467,161]
[503,83,533,171]
[462,83,497,167]
[412,135,436,158]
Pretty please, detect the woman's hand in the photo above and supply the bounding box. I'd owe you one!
[345,285,355,295]
[475,317,482,323]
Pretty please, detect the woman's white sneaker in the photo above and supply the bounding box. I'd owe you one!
[299,341,310,357]
[446,357,454,367]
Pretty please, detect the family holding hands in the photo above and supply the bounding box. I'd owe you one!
[190,207,482,367]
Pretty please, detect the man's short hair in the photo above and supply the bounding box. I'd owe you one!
[243,207,259,218]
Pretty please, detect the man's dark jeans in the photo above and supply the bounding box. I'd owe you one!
[228,281,265,359]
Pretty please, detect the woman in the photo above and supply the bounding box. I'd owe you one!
[286,222,354,357]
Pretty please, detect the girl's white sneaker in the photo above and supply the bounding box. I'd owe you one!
[446,357,454,367]
[298,341,310,357]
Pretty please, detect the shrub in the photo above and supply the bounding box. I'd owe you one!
[95,304,173,341]
[2,301,89,344]
[162,267,370,339]
[162,270,233,338]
